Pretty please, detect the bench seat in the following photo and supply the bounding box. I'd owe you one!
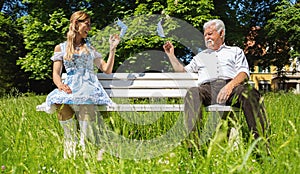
[80,104,235,112]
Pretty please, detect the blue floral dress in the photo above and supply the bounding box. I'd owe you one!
[36,41,114,113]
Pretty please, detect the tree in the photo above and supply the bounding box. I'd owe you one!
[213,0,245,46]
[264,0,299,70]
[16,0,80,80]
[217,0,299,71]
[8,0,297,83]
[0,12,28,96]
[107,0,216,72]
[16,0,215,79]
[17,9,70,80]
[212,0,282,70]
[16,0,137,80]
[0,0,27,19]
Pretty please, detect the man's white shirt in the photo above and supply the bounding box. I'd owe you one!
[184,44,250,85]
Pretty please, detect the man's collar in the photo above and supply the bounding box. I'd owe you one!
[216,44,227,51]
[203,44,227,53]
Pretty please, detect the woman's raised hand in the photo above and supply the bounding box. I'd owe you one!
[109,34,120,51]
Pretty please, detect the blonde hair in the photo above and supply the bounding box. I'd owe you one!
[64,11,90,61]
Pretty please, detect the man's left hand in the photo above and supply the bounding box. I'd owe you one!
[217,84,234,104]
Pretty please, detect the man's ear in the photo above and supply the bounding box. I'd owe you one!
[220,30,224,38]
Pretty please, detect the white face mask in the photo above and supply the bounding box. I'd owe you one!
[116,18,128,38]
[157,19,166,38]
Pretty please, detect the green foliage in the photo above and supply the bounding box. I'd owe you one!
[15,0,87,80]
[15,0,139,80]
[90,11,209,73]
[165,0,215,28]
[12,0,216,80]
[107,0,215,72]
[265,0,300,66]
[134,0,215,29]
[0,12,29,96]
[4,0,298,92]
[17,9,69,80]
[90,15,174,72]
[212,0,245,46]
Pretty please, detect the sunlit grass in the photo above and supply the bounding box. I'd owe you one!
[0,92,299,173]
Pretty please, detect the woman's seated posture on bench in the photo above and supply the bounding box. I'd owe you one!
[36,11,120,158]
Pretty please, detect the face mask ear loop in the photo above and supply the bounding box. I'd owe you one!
[114,17,119,24]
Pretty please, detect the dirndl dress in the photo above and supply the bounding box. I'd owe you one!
[36,41,114,114]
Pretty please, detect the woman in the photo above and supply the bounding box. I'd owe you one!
[37,11,120,158]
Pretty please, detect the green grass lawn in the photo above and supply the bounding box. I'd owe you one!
[0,92,299,173]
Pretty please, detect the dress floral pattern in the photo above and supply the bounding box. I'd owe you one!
[36,41,113,113]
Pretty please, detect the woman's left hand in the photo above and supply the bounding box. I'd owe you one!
[109,34,120,51]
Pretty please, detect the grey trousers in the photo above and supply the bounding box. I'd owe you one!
[184,80,269,139]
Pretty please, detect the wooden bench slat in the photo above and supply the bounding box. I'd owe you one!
[101,80,197,89]
[97,72,198,80]
[206,105,238,112]
[97,104,184,112]
[71,104,237,112]
[106,89,187,98]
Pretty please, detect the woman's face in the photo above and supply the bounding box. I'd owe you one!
[77,18,91,39]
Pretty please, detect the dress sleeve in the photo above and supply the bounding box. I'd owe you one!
[50,52,64,61]
[92,50,102,60]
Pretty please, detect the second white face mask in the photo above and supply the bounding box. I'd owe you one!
[116,18,128,38]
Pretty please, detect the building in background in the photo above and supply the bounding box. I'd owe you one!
[250,57,300,93]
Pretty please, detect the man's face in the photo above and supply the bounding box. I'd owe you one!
[204,25,224,50]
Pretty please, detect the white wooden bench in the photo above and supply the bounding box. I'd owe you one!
[62,72,238,113]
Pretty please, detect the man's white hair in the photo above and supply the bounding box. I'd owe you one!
[203,19,226,39]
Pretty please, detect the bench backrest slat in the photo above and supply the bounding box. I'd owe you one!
[100,73,198,98]
[105,89,188,98]
[101,80,198,89]
[62,72,198,98]
[97,72,198,80]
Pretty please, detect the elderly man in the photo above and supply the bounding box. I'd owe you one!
[163,19,269,142]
